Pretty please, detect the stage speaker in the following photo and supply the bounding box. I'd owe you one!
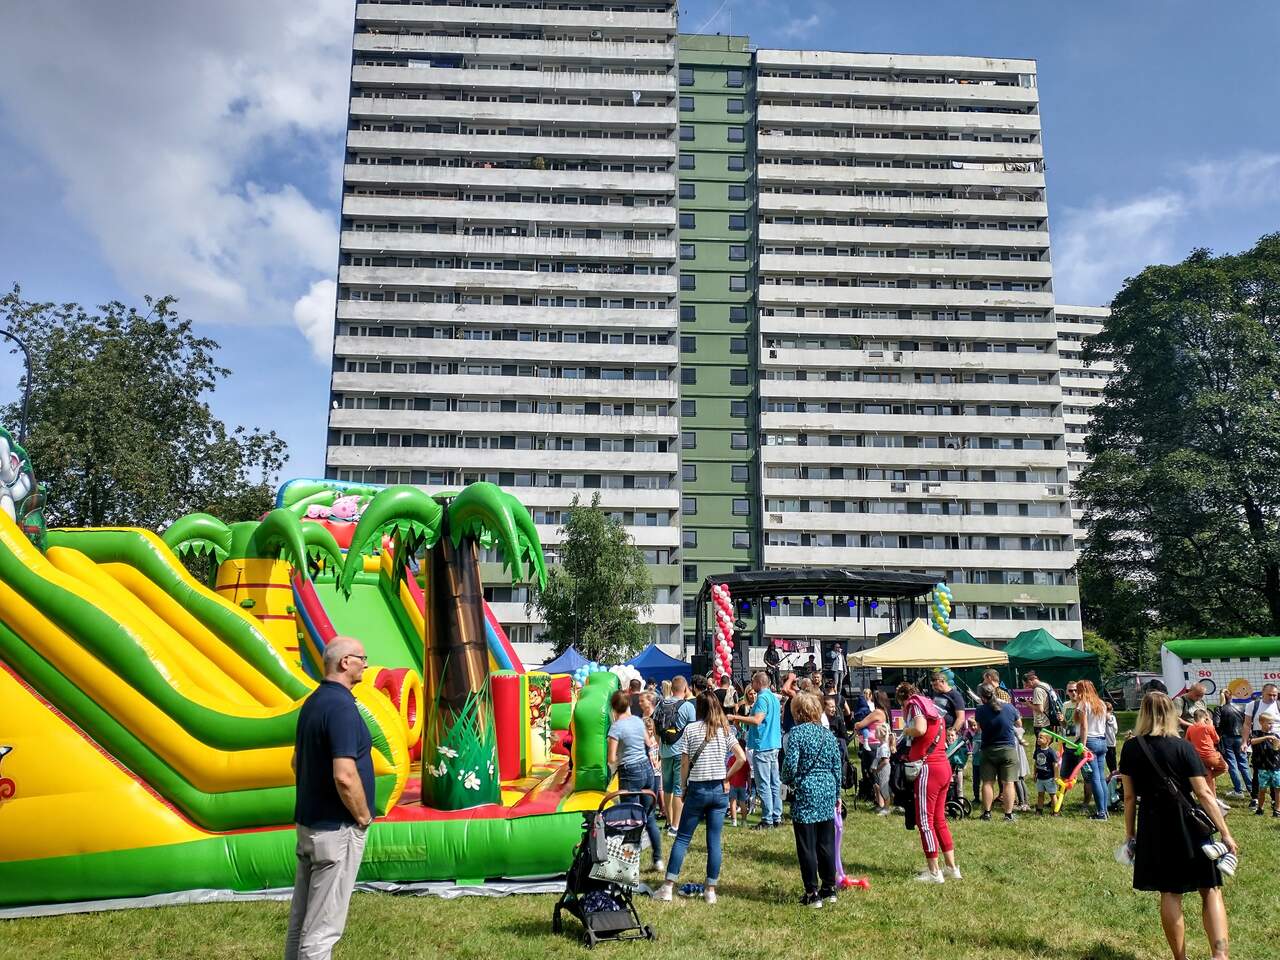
[731,634,751,680]
[691,654,712,677]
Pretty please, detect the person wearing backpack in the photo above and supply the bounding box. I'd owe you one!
[655,675,697,834]
[1215,692,1250,798]
[1025,669,1063,733]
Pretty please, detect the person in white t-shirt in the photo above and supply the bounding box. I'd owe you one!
[1246,683,1280,809]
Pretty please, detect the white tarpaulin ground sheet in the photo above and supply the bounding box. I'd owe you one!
[0,879,568,919]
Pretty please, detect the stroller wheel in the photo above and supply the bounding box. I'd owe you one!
[644,925,657,940]
[584,930,597,949]
[959,798,972,817]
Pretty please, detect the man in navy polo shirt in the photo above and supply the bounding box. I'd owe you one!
[285,636,375,960]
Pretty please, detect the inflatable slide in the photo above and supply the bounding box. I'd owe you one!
[0,428,613,909]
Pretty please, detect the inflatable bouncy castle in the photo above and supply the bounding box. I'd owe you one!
[0,433,616,908]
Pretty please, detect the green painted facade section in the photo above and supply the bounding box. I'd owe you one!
[676,34,759,646]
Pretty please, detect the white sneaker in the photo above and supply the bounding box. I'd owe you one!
[652,859,665,873]
[651,884,673,902]
[876,807,891,816]
[1215,798,1231,814]
[1217,852,1238,877]
[945,865,962,880]
[1226,790,1247,799]
[704,888,717,904]
[913,869,945,884]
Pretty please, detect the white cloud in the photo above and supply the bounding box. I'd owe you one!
[0,1,350,351]
[293,279,337,362]
[1053,151,1280,305]
[781,14,821,38]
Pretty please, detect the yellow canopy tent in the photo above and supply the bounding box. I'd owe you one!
[847,618,1009,668]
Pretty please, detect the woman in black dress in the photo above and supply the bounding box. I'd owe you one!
[1119,692,1236,960]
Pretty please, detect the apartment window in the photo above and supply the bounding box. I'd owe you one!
[681,367,697,385]
[679,96,694,112]
[683,529,698,548]
[729,275,747,292]
[726,69,744,88]
[728,184,747,201]
[729,368,749,386]
[683,564,699,583]
[680,335,696,353]
[730,337,747,354]
[682,463,697,482]
[729,213,747,230]
[727,98,745,114]
[730,400,748,417]
[680,183,696,199]
[680,213,696,228]
[682,497,697,515]
[681,399,696,416]
[731,433,749,450]
[733,531,751,549]
[732,498,750,516]
[680,304,697,321]
[727,126,745,143]
[732,464,750,482]
[681,431,696,449]
[679,125,695,141]
[729,244,746,261]
[679,153,695,170]
[728,155,746,171]
[680,274,697,290]
[729,305,747,322]
[679,67,694,86]
[680,243,696,260]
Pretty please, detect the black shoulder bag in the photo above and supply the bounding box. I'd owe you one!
[1132,734,1216,842]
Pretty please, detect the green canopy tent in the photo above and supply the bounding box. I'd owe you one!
[1002,628,1101,693]
[949,629,999,694]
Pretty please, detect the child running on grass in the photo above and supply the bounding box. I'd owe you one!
[1033,729,1060,815]
[1250,712,1280,817]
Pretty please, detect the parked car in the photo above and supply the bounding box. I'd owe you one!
[1105,671,1162,710]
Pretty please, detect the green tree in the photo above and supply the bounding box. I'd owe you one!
[1081,628,1119,679]
[0,285,287,528]
[527,492,653,664]
[1077,234,1280,638]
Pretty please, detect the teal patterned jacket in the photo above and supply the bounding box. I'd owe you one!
[781,722,845,824]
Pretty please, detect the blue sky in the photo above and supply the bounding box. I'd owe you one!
[1,0,1278,478]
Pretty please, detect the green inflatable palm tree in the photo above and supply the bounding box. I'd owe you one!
[161,508,345,580]
[338,483,546,810]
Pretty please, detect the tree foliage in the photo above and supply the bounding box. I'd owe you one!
[1077,234,1280,645]
[1081,628,1119,680]
[0,285,288,529]
[527,492,653,664]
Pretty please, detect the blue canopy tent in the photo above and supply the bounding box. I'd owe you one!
[627,643,692,683]
[540,645,590,675]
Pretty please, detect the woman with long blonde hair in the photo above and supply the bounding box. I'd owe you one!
[1120,692,1235,960]
[1073,679,1110,819]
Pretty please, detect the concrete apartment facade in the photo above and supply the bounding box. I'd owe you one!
[1056,305,1112,544]
[326,2,1105,663]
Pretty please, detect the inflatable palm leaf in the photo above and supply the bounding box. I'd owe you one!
[300,522,344,575]
[241,509,316,580]
[338,485,443,596]
[446,482,547,589]
[161,513,232,566]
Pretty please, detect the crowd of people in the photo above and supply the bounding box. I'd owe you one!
[603,665,1278,959]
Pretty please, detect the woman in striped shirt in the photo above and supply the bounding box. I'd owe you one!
[652,691,747,905]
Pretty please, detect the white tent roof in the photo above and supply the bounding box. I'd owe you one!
[847,618,1009,668]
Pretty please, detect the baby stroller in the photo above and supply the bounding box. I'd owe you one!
[945,767,972,820]
[553,789,657,949]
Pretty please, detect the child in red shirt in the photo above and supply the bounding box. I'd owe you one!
[1186,707,1227,797]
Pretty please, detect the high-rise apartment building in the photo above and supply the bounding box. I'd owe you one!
[326,4,1097,661]
[1056,305,1112,544]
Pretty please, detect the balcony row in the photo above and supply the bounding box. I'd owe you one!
[356,3,678,35]
[759,615,1082,643]
[757,284,1053,310]
[347,130,676,161]
[761,346,1060,373]
[755,74,1038,108]
[761,411,1065,436]
[762,544,1074,571]
[353,33,675,63]
[337,264,676,296]
[759,222,1050,250]
[759,253,1052,281]
[342,194,676,226]
[756,103,1041,134]
[336,300,677,330]
[352,64,677,95]
[343,163,674,194]
[755,49,1036,80]
[334,332,678,364]
[329,407,677,437]
[756,162,1045,191]
[331,371,678,401]
[762,511,1075,536]
[761,477,1070,502]
[757,133,1042,163]
[761,443,1067,470]
[342,230,675,261]
[758,191,1047,221]
[349,96,675,129]
[327,444,678,473]
[760,378,1062,405]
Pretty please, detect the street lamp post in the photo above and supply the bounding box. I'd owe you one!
[0,328,32,444]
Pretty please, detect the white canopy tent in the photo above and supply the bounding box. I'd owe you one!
[847,618,1009,669]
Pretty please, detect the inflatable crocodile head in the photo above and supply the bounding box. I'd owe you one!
[0,425,46,549]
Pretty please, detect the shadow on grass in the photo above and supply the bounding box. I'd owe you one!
[966,931,1140,960]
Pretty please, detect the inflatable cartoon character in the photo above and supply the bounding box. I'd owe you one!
[0,429,33,523]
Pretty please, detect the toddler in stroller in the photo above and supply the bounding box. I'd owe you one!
[554,790,658,948]
[945,732,972,819]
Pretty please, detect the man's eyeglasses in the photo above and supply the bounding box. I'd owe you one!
[344,654,369,664]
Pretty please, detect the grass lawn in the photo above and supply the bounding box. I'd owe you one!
[6,780,1278,960]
